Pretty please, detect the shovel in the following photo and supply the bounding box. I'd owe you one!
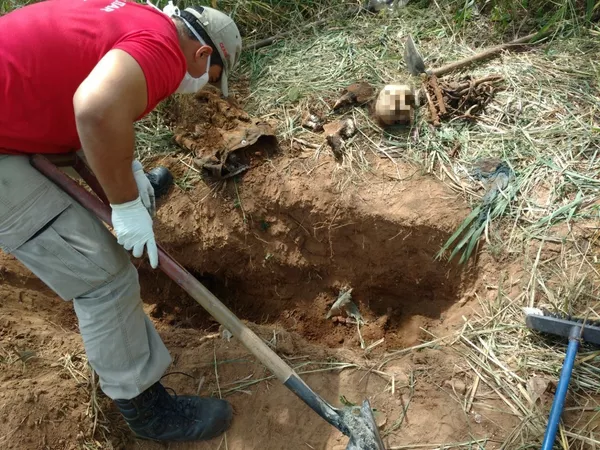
[523,308,600,450]
[30,153,386,450]
[403,31,551,79]
[402,31,549,126]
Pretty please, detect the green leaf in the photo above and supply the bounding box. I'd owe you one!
[460,222,486,264]
[448,207,486,260]
[339,395,357,407]
[586,0,597,21]
[287,86,301,102]
[436,205,481,260]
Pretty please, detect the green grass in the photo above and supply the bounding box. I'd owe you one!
[0,0,37,14]
[147,0,352,43]
[447,0,600,37]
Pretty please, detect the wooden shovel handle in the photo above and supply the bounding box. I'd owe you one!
[430,30,551,78]
[29,154,295,384]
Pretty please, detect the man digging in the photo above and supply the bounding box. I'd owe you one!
[0,0,242,442]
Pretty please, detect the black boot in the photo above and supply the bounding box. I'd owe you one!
[145,166,174,199]
[114,381,232,442]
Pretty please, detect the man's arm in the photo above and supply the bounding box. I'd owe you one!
[73,49,148,205]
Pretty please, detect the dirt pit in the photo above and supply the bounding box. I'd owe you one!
[0,92,514,449]
[146,156,477,352]
[152,91,481,352]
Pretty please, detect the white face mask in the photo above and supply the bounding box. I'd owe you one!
[175,62,210,94]
[175,30,213,94]
[147,0,212,95]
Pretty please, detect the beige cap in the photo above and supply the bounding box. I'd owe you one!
[184,6,242,97]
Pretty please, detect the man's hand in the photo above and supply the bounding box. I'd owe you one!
[132,160,156,216]
[111,197,158,269]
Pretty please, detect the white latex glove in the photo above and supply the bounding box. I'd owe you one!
[132,159,156,217]
[111,197,159,269]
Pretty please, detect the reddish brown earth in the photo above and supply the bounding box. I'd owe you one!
[0,91,519,449]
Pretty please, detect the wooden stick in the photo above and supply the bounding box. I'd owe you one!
[430,30,551,77]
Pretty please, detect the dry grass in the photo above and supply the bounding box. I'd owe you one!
[233,3,600,448]
[57,352,124,449]
[454,284,600,449]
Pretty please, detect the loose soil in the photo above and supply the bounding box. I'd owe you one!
[0,92,519,449]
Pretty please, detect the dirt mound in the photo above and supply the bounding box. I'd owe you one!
[167,88,278,179]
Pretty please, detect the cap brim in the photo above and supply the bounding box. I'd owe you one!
[220,70,229,97]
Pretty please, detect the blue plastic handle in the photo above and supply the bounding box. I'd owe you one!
[541,326,580,450]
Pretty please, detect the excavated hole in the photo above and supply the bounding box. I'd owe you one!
[145,82,481,352]
[140,209,478,351]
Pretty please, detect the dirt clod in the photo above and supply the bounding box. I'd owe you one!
[169,88,279,180]
[444,378,467,396]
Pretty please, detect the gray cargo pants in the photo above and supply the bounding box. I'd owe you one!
[0,154,171,400]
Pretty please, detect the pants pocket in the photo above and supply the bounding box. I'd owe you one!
[0,155,70,252]
[12,199,131,301]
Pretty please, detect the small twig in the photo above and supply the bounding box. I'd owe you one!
[383,371,415,437]
[356,321,366,349]
[429,75,447,115]
[179,157,202,174]
[449,142,461,158]
[213,345,228,450]
[198,333,220,344]
[424,87,440,126]
[196,376,206,396]
[233,177,247,224]
[364,338,385,354]
[464,362,482,413]
[389,438,490,449]
[292,137,321,149]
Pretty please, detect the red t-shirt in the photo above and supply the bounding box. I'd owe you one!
[0,0,186,154]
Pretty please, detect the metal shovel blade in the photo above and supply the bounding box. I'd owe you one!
[344,400,386,450]
[404,34,427,76]
[285,375,385,450]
